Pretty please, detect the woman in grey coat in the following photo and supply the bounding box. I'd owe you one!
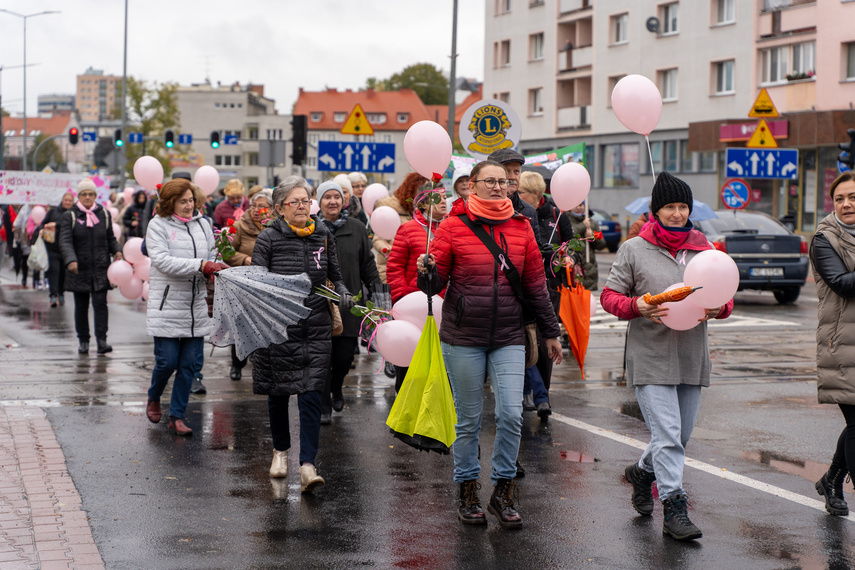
[144,179,227,436]
[251,176,352,493]
[600,172,733,541]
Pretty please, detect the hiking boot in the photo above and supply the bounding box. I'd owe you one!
[536,401,552,420]
[269,449,288,478]
[190,375,207,394]
[300,464,325,493]
[625,463,656,516]
[458,480,487,525]
[523,393,536,411]
[488,479,522,528]
[816,465,850,516]
[96,338,112,354]
[662,494,702,541]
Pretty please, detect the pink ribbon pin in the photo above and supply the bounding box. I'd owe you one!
[313,247,324,270]
[679,251,687,265]
[498,254,510,271]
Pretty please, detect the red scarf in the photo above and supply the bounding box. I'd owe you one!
[641,220,710,257]
[467,193,514,221]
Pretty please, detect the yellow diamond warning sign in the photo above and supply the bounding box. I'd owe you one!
[340,104,374,136]
[748,88,779,118]
[746,119,778,148]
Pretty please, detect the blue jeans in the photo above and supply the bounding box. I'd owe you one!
[634,384,702,501]
[441,343,525,485]
[148,337,204,420]
[523,365,549,406]
[268,391,322,465]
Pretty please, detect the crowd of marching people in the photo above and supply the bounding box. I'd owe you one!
[7,160,855,542]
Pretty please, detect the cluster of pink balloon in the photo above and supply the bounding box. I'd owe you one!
[107,237,151,301]
[133,156,221,197]
[373,292,444,366]
[659,250,739,330]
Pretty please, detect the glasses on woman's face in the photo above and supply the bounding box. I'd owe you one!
[285,199,311,208]
[250,203,269,210]
[473,178,510,189]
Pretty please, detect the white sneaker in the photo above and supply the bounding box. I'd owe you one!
[269,449,288,478]
[300,464,325,493]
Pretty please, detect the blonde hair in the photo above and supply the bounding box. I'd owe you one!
[519,171,546,200]
[247,184,264,198]
[223,178,245,197]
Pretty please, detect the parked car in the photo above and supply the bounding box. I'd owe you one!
[589,209,622,252]
[693,210,809,304]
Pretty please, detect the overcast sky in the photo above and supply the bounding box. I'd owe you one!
[0,0,485,116]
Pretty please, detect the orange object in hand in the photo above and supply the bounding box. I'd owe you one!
[642,286,702,306]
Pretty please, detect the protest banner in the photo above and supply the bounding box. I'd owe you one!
[0,171,112,206]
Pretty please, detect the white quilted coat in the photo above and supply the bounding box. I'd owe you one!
[145,213,216,338]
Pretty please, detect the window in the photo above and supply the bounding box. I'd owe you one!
[498,92,510,103]
[716,0,735,24]
[501,39,511,66]
[224,156,232,166]
[307,156,317,168]
[234,155,241,166]
[530,32,544,60]
[308,133,320,144]
[680,140,692,172]
[761,46,788,84]
[214,102,220,108]
[602,143,639,188]
[699,151,717,172]
[659,68,678,101]
[663,141,678,171]
[496,0,511,14]
[367,113,387,125]
[215,155,223,166]
[529,88,544,115]
[333,112,346,123]
[383,134,392,143]
[847,43,855,80]
[397,113,409,123]
[310,112,322,122]
[791,41,815,75]
[248,153,259,166]
[611,13,628,44]
[247,127,258,140]
[661,3,679,34]
[714,60,734,94]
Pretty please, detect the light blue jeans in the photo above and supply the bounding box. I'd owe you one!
[634,384,702,501]
[441,343,525,485]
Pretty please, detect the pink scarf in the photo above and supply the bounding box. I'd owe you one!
[76,201,100,227]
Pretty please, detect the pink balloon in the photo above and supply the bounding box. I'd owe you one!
[374,320,422,367]
[194,166,220,196]
[134,256,151,282]
[362,184,389,216]
[141,282,150,301]
[403,121,453,179]
[109,206,120,220]
[590,294,598,317]
[370,206,401,240]
[611,74,663,136]
[123,187,135,204]
[123,237,145,265]
[310,199,319,215]
[550,162,591,211]
[391,291,443,330]
[107,260,134,287]
[112,223,122,241]
[660,282,707,331]
[29,206,46,225]
[133,156,164,191]
[684,250,739,309]
[119,276,144,300]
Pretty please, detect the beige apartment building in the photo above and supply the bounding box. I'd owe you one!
[76,68,121,122]
[484,0,855,231]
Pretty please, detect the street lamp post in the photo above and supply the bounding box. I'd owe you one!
[447,0,459,143]
[0,9,61,171]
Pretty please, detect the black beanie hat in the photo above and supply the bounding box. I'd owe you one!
[650,172,693,215]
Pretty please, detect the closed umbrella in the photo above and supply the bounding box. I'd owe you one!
[558,267,590,379]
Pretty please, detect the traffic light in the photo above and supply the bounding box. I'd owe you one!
[291,115,307,165]
[210,131,220,149]
[838,128,855,171]
[113,128,124,148]
[164,129,175,148]
[68,127,79,145]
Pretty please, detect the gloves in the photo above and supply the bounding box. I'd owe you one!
[338,292,355,312]
[202,261,229,276]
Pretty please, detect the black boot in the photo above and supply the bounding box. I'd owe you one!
[514,459,525,479]
[229,365,242,381]
[458,481,486,525]
[816,465,850,516]
[662,494,702,541]
[77,341,89,354]
[96,338,112,354]
[488,479,522,528]
[625,463,656,516]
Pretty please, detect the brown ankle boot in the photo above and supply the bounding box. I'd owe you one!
[146,400,162,423]
[458,480,487,525]
[168,417,193,436]
[488,479,522,528]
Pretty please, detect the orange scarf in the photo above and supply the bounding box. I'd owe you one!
[467,193,514,221]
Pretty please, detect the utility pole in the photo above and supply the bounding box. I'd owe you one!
[447,0,459,143]
[119,0,129,189]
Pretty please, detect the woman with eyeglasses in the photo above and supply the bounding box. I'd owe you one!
[417,160,563,528]
[250,176,353,493]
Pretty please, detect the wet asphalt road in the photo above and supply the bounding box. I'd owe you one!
[2,253,855,568]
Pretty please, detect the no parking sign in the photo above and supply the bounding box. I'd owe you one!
[721,179,751,210]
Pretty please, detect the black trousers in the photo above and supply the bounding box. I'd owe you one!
[231,345,248,369]
[46,249,65,297]
[269,392,321,465]
[73,290,109,341]
[322,336,358,413]
[832,404,855,476]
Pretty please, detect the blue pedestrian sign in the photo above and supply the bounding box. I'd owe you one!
[317,141,395,174]
[721,178,751,210]
[128,132,144,144]
[178,133,193,145]
[223,134,238,145]
[725,148,798,179]
[81,131,97,142]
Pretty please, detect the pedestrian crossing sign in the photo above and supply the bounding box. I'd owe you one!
[340,104,374,136]
[746,119,778,149]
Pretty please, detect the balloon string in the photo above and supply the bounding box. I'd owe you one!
[645,135,656,184]
[547,211,562,245]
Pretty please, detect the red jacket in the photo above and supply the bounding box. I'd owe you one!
[419,198,561,348]
[213,197,250,229]
[387,209,445,303]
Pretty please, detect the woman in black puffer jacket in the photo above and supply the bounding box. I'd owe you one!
[250,176,352,494]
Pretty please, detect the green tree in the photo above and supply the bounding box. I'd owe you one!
[122,77,182,178]
[27,133,64,171]
[1,107,9,117]
[371,63,449,105]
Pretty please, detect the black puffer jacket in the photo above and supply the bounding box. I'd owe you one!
[123,191,148,238]
[536,196,575,288]
[250,218,348,396]
[58,204,121,293]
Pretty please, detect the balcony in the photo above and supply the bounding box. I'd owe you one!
[559,0,591,15]
[557,106,588,129]
[558,46,593,72]
[762,0,815,12]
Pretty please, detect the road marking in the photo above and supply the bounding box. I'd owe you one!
[551,412,852,521]
[590,314,799,331]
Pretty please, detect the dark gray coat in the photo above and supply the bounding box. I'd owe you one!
[250,218,348,396]
[58,204,121,293]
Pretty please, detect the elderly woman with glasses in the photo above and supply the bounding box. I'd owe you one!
[417,160,563,529]
[250,176,353,493]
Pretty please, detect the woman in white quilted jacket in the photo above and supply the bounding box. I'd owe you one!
[144,179,227,436]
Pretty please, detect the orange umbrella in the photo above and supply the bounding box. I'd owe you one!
[558,266,591,379]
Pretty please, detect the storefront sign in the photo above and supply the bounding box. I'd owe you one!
[0,171,112,205]
[719,120,787,142]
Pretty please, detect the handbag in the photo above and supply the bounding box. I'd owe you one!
[323,237,344,336]
[42,226,55,244]
[458,215,539,367]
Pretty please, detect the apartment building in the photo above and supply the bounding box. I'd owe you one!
[76,68,121,122]
[37,94,75,115]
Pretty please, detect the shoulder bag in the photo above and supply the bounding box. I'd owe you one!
[324,236,343,336]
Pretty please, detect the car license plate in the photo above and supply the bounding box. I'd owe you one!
[750,267,784,277]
